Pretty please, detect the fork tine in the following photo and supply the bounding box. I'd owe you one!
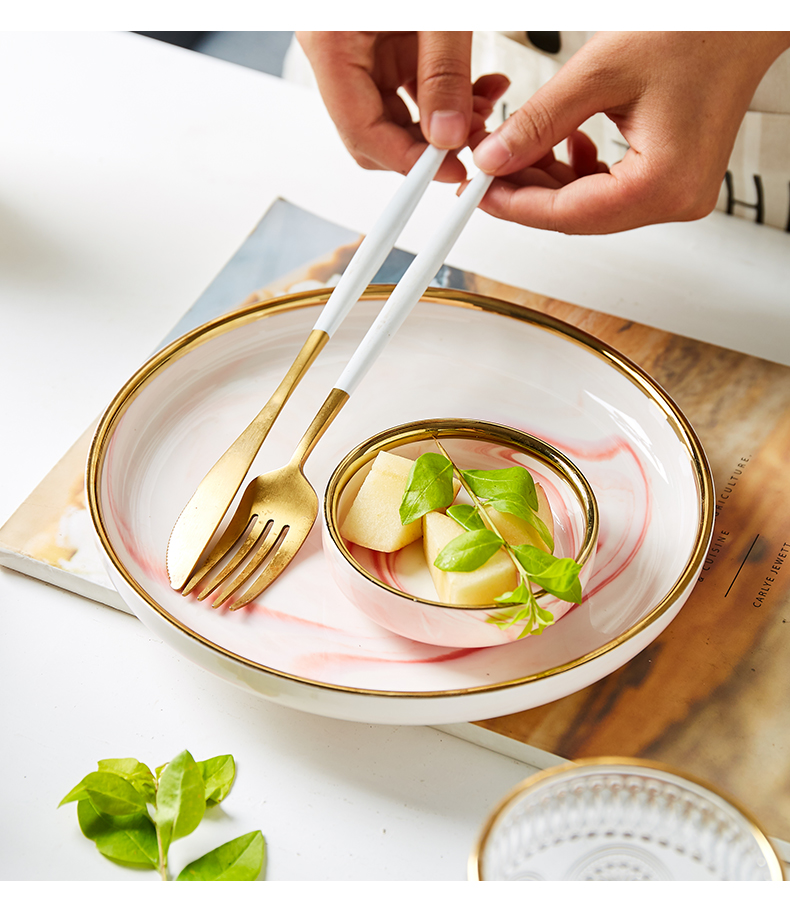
[210,524,287,608]
[225,527,307,610]
[181,483,261,596]
[194,517,273,602]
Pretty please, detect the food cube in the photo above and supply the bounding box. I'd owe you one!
[423,511,518,605]
[340,451,426,552]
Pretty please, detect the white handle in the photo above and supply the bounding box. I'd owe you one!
[334,169,494,395]
[312,145,448,337]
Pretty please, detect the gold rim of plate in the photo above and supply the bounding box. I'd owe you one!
[468,756,786,881]
[86,286,716,699]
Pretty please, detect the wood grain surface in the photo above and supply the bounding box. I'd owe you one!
[466,275,790,840]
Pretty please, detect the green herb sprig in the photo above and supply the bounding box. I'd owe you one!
[59,750,265,881]
[399,442,583,637]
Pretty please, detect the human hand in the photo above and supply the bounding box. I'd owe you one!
[296,31,509,182]
[472,31,790,234]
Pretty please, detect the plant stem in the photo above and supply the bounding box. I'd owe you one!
[433,438,530,584]
[432,437,551,636]
[156,823,169,881]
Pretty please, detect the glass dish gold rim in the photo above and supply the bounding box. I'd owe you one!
[86,285,715,700]
[468,755,786,881]
[323,418,599,606]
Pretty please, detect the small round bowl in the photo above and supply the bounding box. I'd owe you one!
[469,757,785,881]
[322,419,599,648]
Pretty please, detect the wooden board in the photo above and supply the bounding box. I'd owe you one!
[463,273,790,841]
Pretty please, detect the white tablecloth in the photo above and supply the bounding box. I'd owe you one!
[1,31,788,883]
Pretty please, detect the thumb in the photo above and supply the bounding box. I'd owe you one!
[473,63,609,175]
[416,31,474,149]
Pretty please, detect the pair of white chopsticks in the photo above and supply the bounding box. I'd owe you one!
[309,146,493,396]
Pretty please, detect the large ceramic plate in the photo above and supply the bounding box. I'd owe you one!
[87,287,714,725]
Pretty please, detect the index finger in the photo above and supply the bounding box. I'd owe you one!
[299,32,466,181]
[299,32,422,174]
[478,152,675,235]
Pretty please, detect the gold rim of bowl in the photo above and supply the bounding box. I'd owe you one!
[468,755,786,881]
[86,286,715,699]
[323,418,599,607]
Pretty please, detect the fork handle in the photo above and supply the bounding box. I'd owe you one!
[333,169,494,396]
[291,387,351,468]
[165,326,329,590]
[289,171,493,472]
[312,145,448,337]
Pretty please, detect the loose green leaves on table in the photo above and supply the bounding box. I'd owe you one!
[59,750,265,881]
[154,750,206,857]
[76,799,159,869]
[176,831,266,882]
[198,754,236,806]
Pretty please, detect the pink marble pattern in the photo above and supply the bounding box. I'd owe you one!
[92,294,709,721]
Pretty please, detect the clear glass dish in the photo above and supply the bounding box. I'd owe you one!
[470,757,785,881]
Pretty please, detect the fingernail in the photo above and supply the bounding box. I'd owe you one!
[428,110,467,148]
[473,132,512,173]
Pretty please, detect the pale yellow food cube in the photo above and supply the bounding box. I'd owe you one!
[340,451,440,552]
[486,483,554,553]
[423,511,518,605]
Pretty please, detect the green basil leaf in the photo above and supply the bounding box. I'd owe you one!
[493,584,537,628]
[536,605,555,624]
[399,452,455,525]
[462,466,538,511]
[519,607,555,637]
[483,493,532,521]
[513,546,583,603]
[494,583,537,621]
[445,504,485,531]
[512,544,559,576]
[488,606,530,630]
[434,529,504,572]
[97,758,156,803]
[485,495,555,551]
[154,750,206,855]
[538,573,583,604]
[197,755,236,806]
[488,611,515,628]
[60,771,149,816]
[493,582,533,606]
[59,783,89,807]
[531,557,582,594]
[176,831,266,881]
[518,612,554,640]
[527,512,554,552]
[488,583,557,636]
[77,799,158,868]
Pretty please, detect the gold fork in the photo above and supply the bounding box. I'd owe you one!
[182,387,347,608]
[166,145,448,591]
[178,169,494,609]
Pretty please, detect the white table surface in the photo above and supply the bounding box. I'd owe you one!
[1,32,789,886]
